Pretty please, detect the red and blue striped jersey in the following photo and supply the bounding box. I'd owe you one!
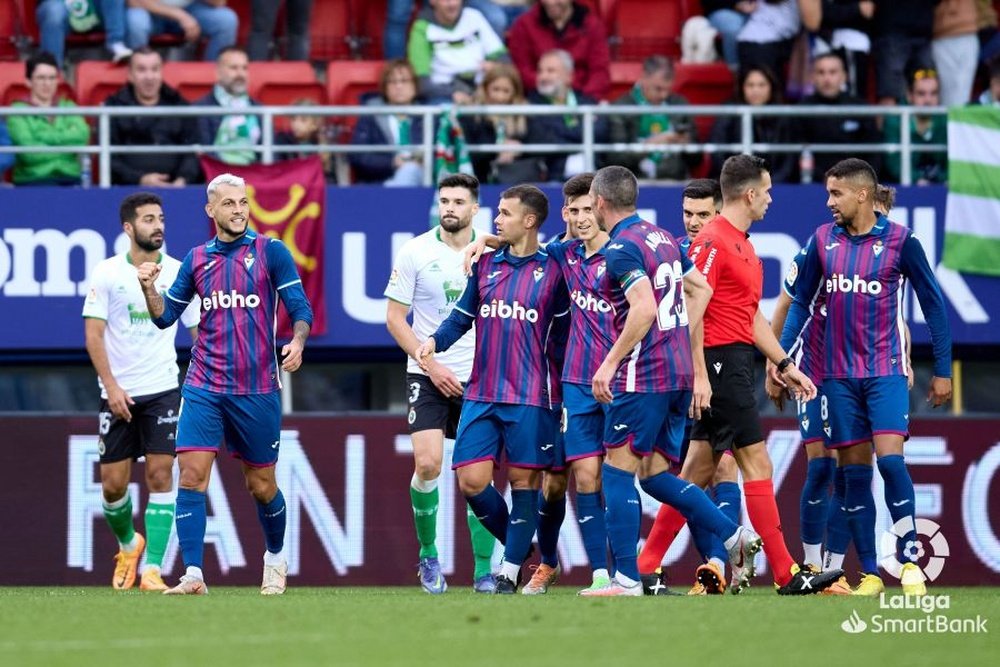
[780,217,952,379]
[154,230,313,394]
[432,246,569,409]
[782,245,826,384]
[603,214,694,393]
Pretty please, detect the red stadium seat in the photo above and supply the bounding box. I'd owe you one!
[162,61,217,102]
[309,0,353,61]
[326,60,384,106]
[1,3,21,60]
[609,0,698,60]
[74,60,128,106]
[673,62,734,105]
[353,0,387,59]
[607,61,642,101]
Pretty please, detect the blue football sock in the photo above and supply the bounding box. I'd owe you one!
[536,490,566,568]
[711,481,742,563]
[575,491,608,571]
[639,471,738,540]
[877,454,918,562]
[505,489,538,566]
[256,489,287,554]
[800,457,835,546]
[843,464,878,574]
[690,519,715,564]
[826,466,851,557]
[466,486,509,544]
[175,488,207,570]
[603,463,641,582]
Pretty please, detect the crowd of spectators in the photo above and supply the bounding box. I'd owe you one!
[3,0,1000,187]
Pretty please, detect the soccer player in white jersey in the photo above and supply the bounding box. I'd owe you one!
[385,173,497,594]
[82,192,199,591]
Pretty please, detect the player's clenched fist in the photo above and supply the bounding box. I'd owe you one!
[136,261,162,289]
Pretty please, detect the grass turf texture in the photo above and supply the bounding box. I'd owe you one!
[0,587,997,666]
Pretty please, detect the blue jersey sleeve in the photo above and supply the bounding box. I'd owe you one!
[605,240,647,293]
[899,233,952,377]
[433,261,479,352]
[782,248,807,298]
[779,235,823,351]
[544,233,569,262]
[153,251,197,329]
[266,239,313,326]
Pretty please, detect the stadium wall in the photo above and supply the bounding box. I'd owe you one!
[1,415,998,586]
[0,184,995,350]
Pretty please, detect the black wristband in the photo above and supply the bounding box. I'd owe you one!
[777,357,794,374]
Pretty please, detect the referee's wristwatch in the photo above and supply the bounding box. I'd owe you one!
[776,357,794,374]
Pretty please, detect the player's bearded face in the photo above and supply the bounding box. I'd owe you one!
[207,184,250,239]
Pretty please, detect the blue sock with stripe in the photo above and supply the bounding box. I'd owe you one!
[603,463,641,582]
[843,464,879,574]
[505,489,538,566]
[825,466,851,562]
[710,481,742,563]
[536,490,566,568]
[575,491,608,571]
[175,488,207,570]
[639,472,739,540]
[800,457,835,551]
[256,489,287,554]
[466,486,509,544]
[877,454,918,563]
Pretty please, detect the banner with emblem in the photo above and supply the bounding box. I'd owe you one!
[200,156,327,335]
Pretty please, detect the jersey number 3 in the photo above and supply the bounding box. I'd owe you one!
[654,260,689,331]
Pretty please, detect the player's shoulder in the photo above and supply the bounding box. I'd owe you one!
[397,227,441,258]
[161,253,184,270]
[90,253,126,280]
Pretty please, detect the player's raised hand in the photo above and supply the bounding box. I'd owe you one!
[463,238,489,275]
[689,369,712,420]
[136,261,161,290]
[281,338,304,372]
[927,376,952,408]
[781,364,817,402]
[415,338,436,371]
[106,383,135,422]
[427,359,464,398]
[591,361,615,404]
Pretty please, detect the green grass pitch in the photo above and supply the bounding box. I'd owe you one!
[0,587,997,667]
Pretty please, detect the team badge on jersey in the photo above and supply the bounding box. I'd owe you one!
[597,262,606,278]
[533,267,545,282]
[244,253,256,271]
[873,239,884,258]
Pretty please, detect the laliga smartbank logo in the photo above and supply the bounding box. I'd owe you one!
[840,519,989,635]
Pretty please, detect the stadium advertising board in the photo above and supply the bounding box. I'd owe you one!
[0,185,994,350]
[1,415,998,586]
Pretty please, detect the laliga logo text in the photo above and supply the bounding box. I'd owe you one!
[826,273,884,295]
[570,289,612,314]
[202,289,262,311]
[479,299,538,322]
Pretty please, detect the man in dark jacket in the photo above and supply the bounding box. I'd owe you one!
[104,48,201,186]
[796,52,881,176]
[604,55,702,182]
[874,0,940,104]
[525,49,607,182]
[196,46,261,166]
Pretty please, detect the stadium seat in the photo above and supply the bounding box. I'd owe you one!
[1,2,21,60]
[609,0,698,60]
[608,61,642,101]
[326,60,384,106]
[248,61,321,103]
[309,0,353,61]
[163,61,216,102]
[353,0,387,59]
[74,60,128,106]
[673,62,735,106]
[0,61,76,104]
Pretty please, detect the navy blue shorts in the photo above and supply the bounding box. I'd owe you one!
[452,400,558,470]
[177,386,282,467]
[561,382,606,464]
[604,390,691,461]
[822,376,909,448]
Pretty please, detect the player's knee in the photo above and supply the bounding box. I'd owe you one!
[414,459,442,481]
[178,467,209,490]
[245,475,277,502]
[543,473,568,500]
[574,471,600,494]
[145,467,173,493]
[457,475,487,497]
[101,484,129,504]
[713,455,739,485]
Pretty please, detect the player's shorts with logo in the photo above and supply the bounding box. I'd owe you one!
[176,385,282,467]
[604,390,691,461]
[406,372,463,438]
[691,343,764,452]
[561,383,607,464]
[821,375,909,448]
[452,400,558,469]
[797,387,827,446]
[97,388,180,464]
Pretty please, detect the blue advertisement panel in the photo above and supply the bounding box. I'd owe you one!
[0,184,994,349]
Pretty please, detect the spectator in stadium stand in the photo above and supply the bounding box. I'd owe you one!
[407,0,510,105]
[795,51,881,177]
[507,0,610,100]
[385,1,512,60]
[882,68,948,185]
[125,0,238,61]
[872,0,938,105]
[6,52,90,186]
[349,59,426,186]
[459,64,542,184]
[975,56,1000,105]
[36,0,133,67]
[104,48,202,186]
[975,0,1000,64]
[708,65,795,183]
[525,49,608,182]
[933,0,980,106]
[701,1,755,69]
[275,100,337,182]
[735,0,802,95]
[247,0,314,61]
[799,0,875,100]
[603,55,702,182]
[0,121,16,179]
[195,47,261,166]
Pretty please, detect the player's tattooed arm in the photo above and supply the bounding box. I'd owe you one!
[136,261,165,319]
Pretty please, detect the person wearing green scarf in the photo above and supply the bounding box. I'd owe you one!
[195,47,262,166]
[604,55,702,182]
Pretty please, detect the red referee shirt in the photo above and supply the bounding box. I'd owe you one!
[689,215,763,347]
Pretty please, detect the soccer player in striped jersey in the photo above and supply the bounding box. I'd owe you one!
[83,192,199,591]
[418,185,569,594]
[384,173,497,594]
[580,166,761,597]
[137,173,313,595]
[780,159,952,597]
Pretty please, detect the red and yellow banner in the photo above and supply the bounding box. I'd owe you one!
[201,156,327,336]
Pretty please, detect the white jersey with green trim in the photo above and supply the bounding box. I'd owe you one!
[384,227,475,381]
[82,253,200,399]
